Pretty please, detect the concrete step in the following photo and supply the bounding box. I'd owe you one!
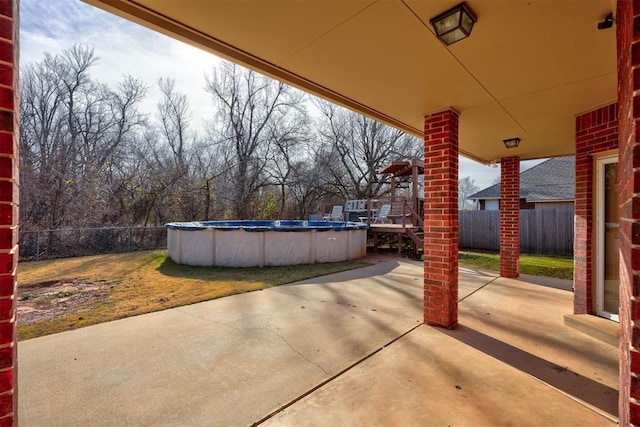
[563,314,618,347]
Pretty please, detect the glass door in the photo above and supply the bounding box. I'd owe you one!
[596,155,619,322]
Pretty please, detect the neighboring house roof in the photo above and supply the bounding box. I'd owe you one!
[469,156,575,202]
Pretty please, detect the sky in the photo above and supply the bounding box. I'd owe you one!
[19,0,544,191]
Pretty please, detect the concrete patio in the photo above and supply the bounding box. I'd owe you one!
[18,258,618,426]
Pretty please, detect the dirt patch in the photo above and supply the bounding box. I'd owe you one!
[17,280,113,325]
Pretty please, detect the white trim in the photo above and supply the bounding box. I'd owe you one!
[595,154,619,322]
[525,199,574,203]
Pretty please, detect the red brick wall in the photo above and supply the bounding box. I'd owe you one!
[617,0,639,424]
[500,156,519,278]
[423,110,459,328]
[573,103,618,316]
[0,1,16,425]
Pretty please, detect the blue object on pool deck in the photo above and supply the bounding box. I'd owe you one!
[165,220,369,232]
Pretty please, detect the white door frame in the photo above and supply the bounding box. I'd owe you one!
[595,154,619,322]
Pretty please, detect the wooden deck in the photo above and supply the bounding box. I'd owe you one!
[369,224,419,233]
[368,223,423,255]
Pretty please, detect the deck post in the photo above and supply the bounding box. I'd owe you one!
[412,159,419,212]
[423,109,459,328]
[390,176,396,203]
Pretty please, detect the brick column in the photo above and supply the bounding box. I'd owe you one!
[573,104,618,315]
[617,1,640,424]
[500,156,519,278]
[0,1,17,425]
[423,109,458,328]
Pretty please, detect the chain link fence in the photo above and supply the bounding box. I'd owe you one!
[19,226,167,261]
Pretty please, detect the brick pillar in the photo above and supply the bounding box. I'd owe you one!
[573,104,618,315]
[423,109,458,328]
[617,1,640,424]
[499,156,519,278]
[0,1,17,425]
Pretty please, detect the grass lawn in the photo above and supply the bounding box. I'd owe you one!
[459,250,573,280]
[17,250,371,340]
[17,249,572,340]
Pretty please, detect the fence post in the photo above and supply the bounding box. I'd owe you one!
[128,228,132,252]
[36,230,40,260]
[459,207,574,255]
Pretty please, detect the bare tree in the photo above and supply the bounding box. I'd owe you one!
[285,159,333,218]
[190,141,227,220]
[157,77,191,173]
[154,77,201,221]
[20,46,426,230]
[264,107,311,217]
[20,45,147,229]
[313,99,422,200]
[459,176,480,210]
[205,62,309,219]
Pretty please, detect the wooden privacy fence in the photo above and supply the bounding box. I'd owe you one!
[459,207,574,256]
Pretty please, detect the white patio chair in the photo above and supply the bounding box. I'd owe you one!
[323,205,344,221]
[372,204,391,223]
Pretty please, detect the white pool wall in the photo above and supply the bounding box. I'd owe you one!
[167,226,367,267]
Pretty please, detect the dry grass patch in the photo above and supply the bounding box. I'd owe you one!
[18,250,371,340]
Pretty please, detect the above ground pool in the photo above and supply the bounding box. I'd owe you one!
[166,220,368,267]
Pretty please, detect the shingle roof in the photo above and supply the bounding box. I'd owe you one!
[469,156,575,202]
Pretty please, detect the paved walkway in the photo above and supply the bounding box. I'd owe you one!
[19,259,618,426]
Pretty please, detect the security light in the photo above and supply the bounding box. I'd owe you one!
[597,13,614,30]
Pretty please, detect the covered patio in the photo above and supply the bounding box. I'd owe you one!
[0,0,636,425]
[19,259,617,426]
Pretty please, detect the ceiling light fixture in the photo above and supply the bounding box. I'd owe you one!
[430,2,477,46]
[503,137,521,149]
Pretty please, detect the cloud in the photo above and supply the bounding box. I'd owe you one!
[459,156,499,189]
[458,156,548,191]
[21,0,222,129]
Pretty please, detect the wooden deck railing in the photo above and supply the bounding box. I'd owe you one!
[359,197,423,228]
[321,196,424,228]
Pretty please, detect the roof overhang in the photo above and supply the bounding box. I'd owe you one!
[379,159,424,177]
[84,0,617,164]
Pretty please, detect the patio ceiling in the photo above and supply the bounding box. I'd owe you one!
[84,0,617,164]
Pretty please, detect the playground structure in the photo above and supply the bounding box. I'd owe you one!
[321,158,425,256]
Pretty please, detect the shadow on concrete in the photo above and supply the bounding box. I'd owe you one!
[519,273,573,291]
[444,324,618,418]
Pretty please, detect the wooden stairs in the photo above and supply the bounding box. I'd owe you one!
[406,227,424,250]
[367,198,424,257]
